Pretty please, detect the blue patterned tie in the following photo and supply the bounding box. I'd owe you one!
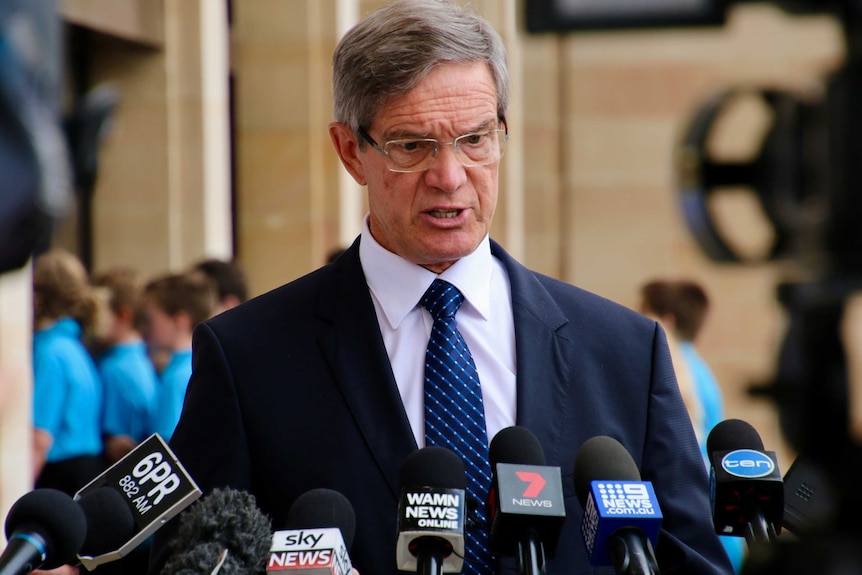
[422,279,494,575]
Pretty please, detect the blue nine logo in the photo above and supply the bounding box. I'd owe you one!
[721,449,775,478]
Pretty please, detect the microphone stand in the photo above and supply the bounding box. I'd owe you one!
[414,537,450,575]
[608,528,659,575]
[744,513,778,547]
[417,550,443,575]
[516,530,546,575]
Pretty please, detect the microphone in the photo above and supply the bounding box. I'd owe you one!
[267,488,356,574]
[0,488,87,575]
[707,419,783,546]
[573,436,662,575]
[74,433,203,570]
[487,426,565,575]
[162,487,273,575]
[76,486,136,560]
[395,446,467,575]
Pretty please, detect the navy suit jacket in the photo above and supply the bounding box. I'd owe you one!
[149,238,733,575]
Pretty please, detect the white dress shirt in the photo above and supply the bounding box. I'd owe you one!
[358,216,517,446]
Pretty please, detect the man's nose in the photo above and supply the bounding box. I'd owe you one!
[424,143,467,191]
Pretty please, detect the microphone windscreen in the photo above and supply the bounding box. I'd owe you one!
[706,419,764,455]
[573,436,640,506]
[5,488,87,569]
[399,446,466,490]
[163,541,247,575]
[164,487,271,573]
[489,426,546,466]
[285,488,357,548]
[77,486,136,557]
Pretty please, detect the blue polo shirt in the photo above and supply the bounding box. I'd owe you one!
[152,348,192,442]
[33,318,103,461]
[97,340,159,443]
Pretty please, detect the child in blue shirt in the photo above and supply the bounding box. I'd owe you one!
[92,267,160,464]
[142,271,215,442]
[32,249,105,494]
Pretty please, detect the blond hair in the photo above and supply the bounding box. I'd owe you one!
[32,249,106,335]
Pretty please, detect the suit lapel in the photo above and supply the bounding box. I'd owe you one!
[312,239,574,491]
[315,240,418,497]
[491,241,573,466]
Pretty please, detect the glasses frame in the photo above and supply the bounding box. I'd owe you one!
[357,118,509,173]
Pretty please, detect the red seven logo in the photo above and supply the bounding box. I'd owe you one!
[515,471,546,497]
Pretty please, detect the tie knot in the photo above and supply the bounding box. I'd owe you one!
[421,279,464,320]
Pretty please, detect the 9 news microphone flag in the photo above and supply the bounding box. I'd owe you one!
[574,436,662,575]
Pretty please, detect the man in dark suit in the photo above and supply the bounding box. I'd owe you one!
[149,1,733,574]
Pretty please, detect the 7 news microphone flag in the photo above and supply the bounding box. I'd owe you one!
[487,426,565,575]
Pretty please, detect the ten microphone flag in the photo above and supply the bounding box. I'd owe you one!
[74,433,202,570]
[709,448,783,537]
[707,419,783,543]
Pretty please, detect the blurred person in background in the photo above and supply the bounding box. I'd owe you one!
[191,257,249,315]
[640,277,745,573]
[32,249,105,494]
[141,271,215,442]
[91,267,159,464]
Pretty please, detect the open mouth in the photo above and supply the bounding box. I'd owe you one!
[427,209,462,219]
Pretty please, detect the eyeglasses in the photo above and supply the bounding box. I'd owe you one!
[357,122,509,173]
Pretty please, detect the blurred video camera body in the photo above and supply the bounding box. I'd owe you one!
[0,0,71,275]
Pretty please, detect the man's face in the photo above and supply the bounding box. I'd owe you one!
[349,62,501,273]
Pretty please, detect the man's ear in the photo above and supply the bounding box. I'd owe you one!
[328,122,367,186]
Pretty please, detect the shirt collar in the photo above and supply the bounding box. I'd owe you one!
[37,317,81,337]
[359,215,493,330]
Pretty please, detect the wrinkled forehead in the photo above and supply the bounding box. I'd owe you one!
[372,62,499,137]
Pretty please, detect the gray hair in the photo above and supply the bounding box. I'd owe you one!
[332,0,509,136]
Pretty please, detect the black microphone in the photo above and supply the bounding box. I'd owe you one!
[487,426,565,575]
[76,486,136,560]
[267,488,356,574]
[74,433,202,570]
[396,446,467,575]
[707,419,783,546]
[573,436,662,575]
[162,487,273,575]
[0,488,87,575]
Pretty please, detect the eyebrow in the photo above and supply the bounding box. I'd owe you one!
[382,118,498,142]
